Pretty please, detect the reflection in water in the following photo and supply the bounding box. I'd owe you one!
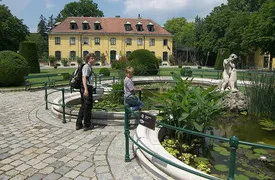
[213,114,275,145]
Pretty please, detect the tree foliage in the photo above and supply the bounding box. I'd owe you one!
[19,41,40,73]
[0,4,29,51]
[244,0,275,62]
[55,0,104,22]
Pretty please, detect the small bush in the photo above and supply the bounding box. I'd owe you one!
[99,68,110,77]
[112,56,128,70]
[178,65,182,68]
[0,51,29,87]
[19,41,40,73]
[128,49,159,75]
[180,67,192,77]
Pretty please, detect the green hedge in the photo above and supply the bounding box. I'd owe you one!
[0,51,29,87]
[19,41,40,73]
[99,68,110,76]
[214,48,230,70]
[180,67,192,77]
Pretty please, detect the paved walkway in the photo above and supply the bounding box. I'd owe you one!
[0,90,154,180]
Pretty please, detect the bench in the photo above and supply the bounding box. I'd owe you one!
[24,73,70,90]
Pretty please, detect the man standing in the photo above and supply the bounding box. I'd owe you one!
[76,53,95,131]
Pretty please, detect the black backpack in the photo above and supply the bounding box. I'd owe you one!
[70,64,85,90]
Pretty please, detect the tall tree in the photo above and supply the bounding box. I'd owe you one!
[37,15,48,58]
[0,4,29,51]
[47,15,55,32]
[244,0,275,69]
[227,0,268,12]
[55,0,104,22]
[37,15,47,38]
[164,17,188,43]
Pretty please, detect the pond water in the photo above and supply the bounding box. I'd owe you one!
[139,83,275,179]
[208,115,275,179]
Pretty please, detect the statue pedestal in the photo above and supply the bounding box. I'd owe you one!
[222,91,247,112]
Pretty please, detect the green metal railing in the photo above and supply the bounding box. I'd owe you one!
[124,106,275,180]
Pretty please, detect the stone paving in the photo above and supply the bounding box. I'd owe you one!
[0,90,154,180]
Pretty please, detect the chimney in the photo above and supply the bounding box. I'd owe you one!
[115,15,120,18]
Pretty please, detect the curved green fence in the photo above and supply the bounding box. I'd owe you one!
[124,106,275,180]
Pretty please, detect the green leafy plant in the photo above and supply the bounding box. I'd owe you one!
[61,58,69,66]
[258,118,275,131]
[152,73,225,135]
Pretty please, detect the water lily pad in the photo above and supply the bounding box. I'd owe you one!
[244,171,258,178]
[214,164,229,172]
[239,144,252,149]
[221,142,229,147]
[253,148,268,155]
[245,152,259,160]
[219,150,230,156]
[194,157,209,163]
[213,146,227,152]
[235,174,249,180]
[237,167,246,172]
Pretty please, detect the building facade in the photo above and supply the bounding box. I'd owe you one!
[48,17,173,66]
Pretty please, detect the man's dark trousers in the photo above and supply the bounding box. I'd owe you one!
[76,85,93,128]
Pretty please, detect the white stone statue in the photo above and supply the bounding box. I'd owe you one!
[221,54,238,92]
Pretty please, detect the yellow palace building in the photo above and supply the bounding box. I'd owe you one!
[48,16,173,66]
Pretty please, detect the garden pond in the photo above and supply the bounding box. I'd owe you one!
[93,82,275,179]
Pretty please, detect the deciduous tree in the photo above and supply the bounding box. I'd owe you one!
[0,4,29,51]
[55,0,104,22]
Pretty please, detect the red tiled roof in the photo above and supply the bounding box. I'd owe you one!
[49,17,172,36]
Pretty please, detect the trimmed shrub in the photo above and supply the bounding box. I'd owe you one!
[19,41,40,73]
[180,67,192,77]
[128,49,159,75]
[0,51,29,87]
[99,68,110,77]
[111,56,128,70]
[214,48,230,70]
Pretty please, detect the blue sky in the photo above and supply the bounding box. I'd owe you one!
[1,0,226,33]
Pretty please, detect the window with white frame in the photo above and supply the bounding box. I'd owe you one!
[70,51,76,60]
[126,38,132,45]
[137,38,143,46]
[110,38,116,45]
[55,37,61,45]
[94,37,100,45]
[149,39,155,46]
[70,37,76,45]
[83,37,89,45]
[55,51,61,60]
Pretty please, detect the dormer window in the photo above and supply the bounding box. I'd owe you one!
[136,22,143,31]
[94,20,101,30]
[125,22,132,31]
[82,20,89,30]
[147,22,154,32]
[70,20,77,30]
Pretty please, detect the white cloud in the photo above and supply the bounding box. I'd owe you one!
[45,0,55,9]
[123,0,227,24]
